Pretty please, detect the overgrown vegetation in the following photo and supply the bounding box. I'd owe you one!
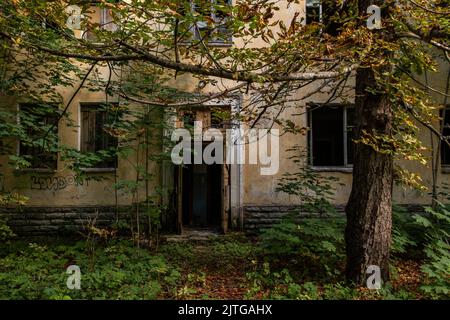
[0,214,447,300]
[0,0,449,300]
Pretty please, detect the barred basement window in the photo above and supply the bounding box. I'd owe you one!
[18,103,59,170]
[308,104,354,167]
[80,104,119,169]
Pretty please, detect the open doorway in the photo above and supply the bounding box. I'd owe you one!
[178,163,223,230]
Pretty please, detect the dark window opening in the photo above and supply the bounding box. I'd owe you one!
[80,104,119,169]
[306,0,341,36]
[182,110,196,129]
[441,108,450,166]
[19,103,59,170]
[309,105,354,167]
[306,0,322,25]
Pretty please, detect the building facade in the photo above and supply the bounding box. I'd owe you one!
[0,1,449,236]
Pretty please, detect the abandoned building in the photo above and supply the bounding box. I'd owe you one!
[0,1,449,237]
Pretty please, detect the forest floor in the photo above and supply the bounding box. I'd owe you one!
[0,232,428,300]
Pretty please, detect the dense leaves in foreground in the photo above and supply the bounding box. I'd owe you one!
[0,205,448,300]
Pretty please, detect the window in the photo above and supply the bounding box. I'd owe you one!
[80,104,119,169]
[211,106,231,129]
[180,109,196,129]
[179,107,231,130]
[308,105,354,167]
[305,0,339,35]
[188,0,232,44]
[18,103,58,170]
[83,3,119,41]
[305,0,322,25]
[441,108,450,166]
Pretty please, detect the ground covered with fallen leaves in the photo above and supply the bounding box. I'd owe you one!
[0,233,434,300]
[158,233,427,300]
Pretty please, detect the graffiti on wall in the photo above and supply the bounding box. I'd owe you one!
[30,175,87,192]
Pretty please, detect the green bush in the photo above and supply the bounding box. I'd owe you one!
[391,206,421,255]
[413,204,450,298]
[0,240,180,299]
[0,218,15,242]
[259,214,346,276]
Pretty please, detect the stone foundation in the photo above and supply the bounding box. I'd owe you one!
[242,204,424,233]
[1,204,425,237]
[0,206,131,236]
[243,205,345,232]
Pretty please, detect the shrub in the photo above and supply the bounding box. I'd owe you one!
[391,206,420,255]
[413,204,450,298]
[259,214,346,277]
[0,240,180,299]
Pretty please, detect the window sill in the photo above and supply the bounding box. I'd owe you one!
[441,166,450,174]
[81,168,117,173]
[179,41,233,47]
[14,168,56,174]
[310,166,353,173]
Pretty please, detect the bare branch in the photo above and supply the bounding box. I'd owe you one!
[118,83,246,107]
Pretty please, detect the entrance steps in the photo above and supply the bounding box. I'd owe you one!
[163,227,220,242]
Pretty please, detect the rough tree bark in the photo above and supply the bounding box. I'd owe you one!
[345,0,394,285]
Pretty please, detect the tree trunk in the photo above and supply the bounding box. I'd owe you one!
[345,68,393,285]
[345,0,394,286]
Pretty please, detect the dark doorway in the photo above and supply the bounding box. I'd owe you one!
[181,164,222,228]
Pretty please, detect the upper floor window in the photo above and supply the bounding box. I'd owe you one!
[80,104,119,169]
[308,104,354,167]
[18,103,59,170]
[305,0,339,36]
[180,0,232,44]
[305,0,322,25]
[83,2,119,41]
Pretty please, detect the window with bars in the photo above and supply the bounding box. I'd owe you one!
[308,104,355,167]
[18,103,59,170]
[80,104,119,169]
